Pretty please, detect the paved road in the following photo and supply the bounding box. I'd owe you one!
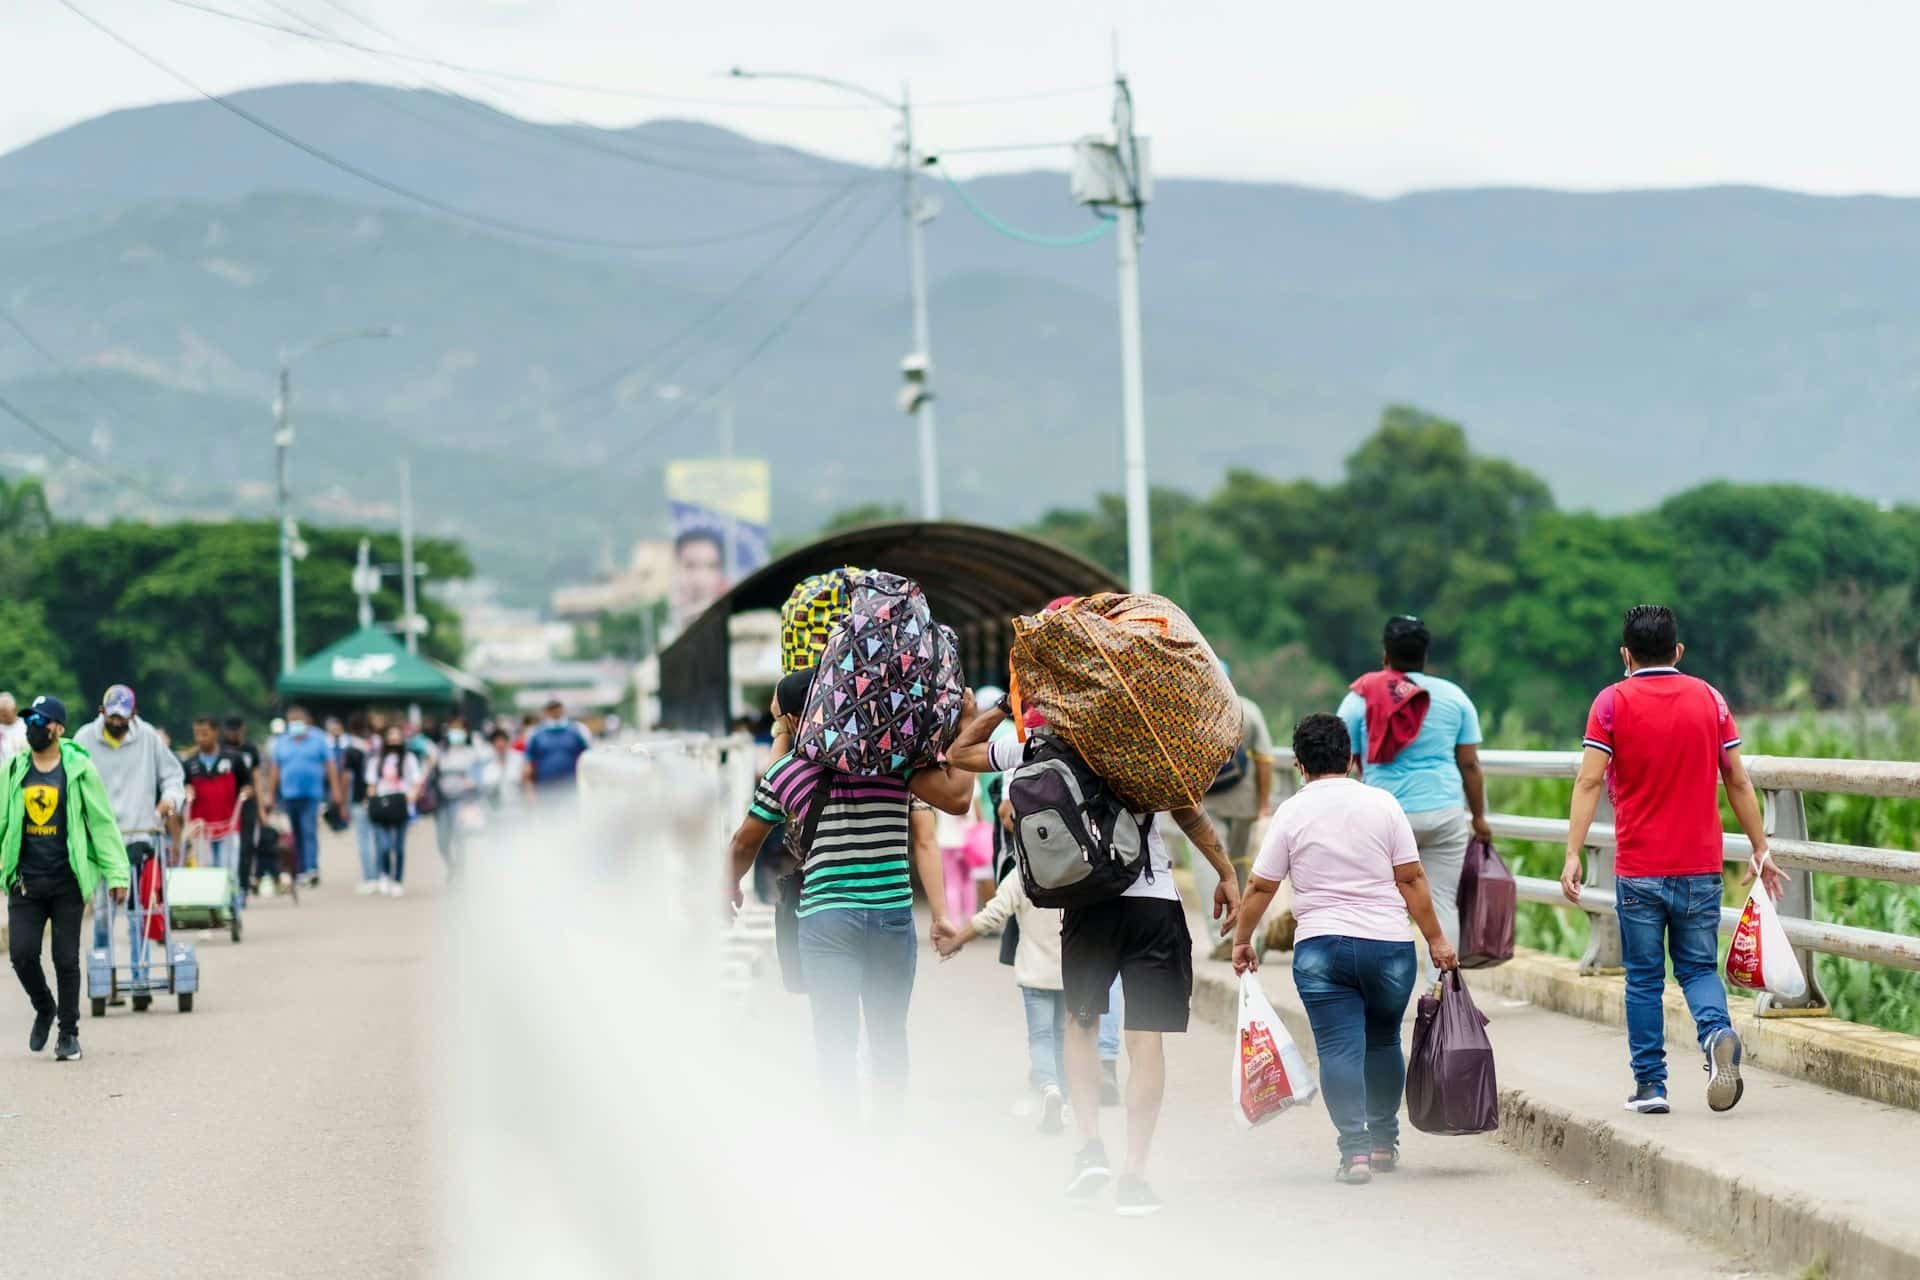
[0,827,438,1277]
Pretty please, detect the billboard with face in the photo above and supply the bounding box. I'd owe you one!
[666,459,770,629]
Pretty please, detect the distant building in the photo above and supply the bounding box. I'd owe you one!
[550,540,672,621]
[445,579,576,672]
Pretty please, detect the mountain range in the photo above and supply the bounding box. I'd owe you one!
[5,81,1919,601]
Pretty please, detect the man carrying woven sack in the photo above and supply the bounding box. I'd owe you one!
[948,699,1241,1217]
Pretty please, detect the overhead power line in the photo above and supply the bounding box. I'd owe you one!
[500,198,896,503]
[929,160,1115,248]
[53,0,867,252]
[154,0,1104,111]
[0,391,163,499]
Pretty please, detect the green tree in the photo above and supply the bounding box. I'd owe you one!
[0,599,78,701]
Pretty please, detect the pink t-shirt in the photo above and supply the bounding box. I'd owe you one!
[1250,777,1420,944]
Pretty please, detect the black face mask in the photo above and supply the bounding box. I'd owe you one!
[25,720,55,751]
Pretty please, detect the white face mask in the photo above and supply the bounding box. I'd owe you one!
[448,729,468,746]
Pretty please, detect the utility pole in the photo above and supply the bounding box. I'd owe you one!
[399,457,419,655]
[1072,73,1155,593]
[901,85,942,521]
[728,68,942,519]
[275,357,297,673]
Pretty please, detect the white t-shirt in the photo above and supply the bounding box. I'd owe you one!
[1251,776,1419,943]
[987,735,1178,902]
[0,719,26,765]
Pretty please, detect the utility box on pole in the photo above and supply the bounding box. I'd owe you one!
[1070,136,1154,206]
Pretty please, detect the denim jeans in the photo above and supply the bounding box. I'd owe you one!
[1021,986,1067,1091]
[375,821,409,883]
[351,804,379,884]
[93,883,149,982]
[1294,934,1418,1158]
[281,796,321,876]
[1616,875,1731,1089]
[205,832,243,912]
[797,906,917,1127]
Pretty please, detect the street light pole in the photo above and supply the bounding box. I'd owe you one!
[399,457,419,656]
[729,67,942,519]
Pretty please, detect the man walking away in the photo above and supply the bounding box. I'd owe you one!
[1562,605,1784,1116]
[947,702,1243,1217]
[0,693,27,765]
[224,716,265,896]
[183,715,251,921]
[1338,615,1491,984]
[73,685,184,984]
[262,705,343,889]
[3,696,130,1061]
[521,699,591,800]
[1203,678,1276,889]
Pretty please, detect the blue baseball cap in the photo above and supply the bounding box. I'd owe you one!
[102,684,136,718]
[28,695,67,726]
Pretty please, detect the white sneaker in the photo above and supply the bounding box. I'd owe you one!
[355,881,380,896]
[378,876,393,896]
[389,883,406,898]
[278,872,293,889]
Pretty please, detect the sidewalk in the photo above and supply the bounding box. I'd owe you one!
[1194,947,1920,1280]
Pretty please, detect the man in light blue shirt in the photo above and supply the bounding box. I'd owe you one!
[1337,616,1491,982]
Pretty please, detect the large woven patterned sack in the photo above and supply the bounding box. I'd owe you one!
[780,569,855,673]
[795,570,964,775]
[1009,593,1240,812]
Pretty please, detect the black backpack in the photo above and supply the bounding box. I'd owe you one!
[1006,734,1153,909]
[1207,743,1251,795]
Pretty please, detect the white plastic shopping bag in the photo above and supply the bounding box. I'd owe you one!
[1232,972,1317,1128]
[1725,881,1808,1001]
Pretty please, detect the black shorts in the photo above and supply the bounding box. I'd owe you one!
[1061,896,1194,1034]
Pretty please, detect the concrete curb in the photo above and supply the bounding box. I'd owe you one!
[1191,960,1920,1280]
[1471,949,1920,1113]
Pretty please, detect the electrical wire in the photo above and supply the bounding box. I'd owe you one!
[929,160,1114,248]
[498,198,896,503]
[0,307,159,433]
[53,0,869,252]
[154,0,1103,112]
[0,391,164,499]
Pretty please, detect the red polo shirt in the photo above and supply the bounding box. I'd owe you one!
[1582,668,1740,878]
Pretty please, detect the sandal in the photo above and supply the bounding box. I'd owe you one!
[1370,1145,1399,1173]
[1335,1154,1373,1185]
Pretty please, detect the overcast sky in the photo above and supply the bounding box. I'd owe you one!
[9,0,1920,197]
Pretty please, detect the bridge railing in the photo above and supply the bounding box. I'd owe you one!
[1269,747,1920,1013]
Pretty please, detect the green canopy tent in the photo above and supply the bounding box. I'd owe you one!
[276,626,468,709]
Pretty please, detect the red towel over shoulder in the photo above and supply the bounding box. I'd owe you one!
[1350,669,1431,766]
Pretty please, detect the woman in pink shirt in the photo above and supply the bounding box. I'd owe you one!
[1232,713,1457,1184]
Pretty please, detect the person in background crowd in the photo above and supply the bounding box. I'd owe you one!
[3,695,130,1062]
[366,723,425,897]
[408,720,438,762]
[1233,713,1457,1184]
[522,699,591,799]
[1204,672,1276,888]
[480,727,522,813]
[1563,605,1784,1116]
[74,684,184,990]
[0,692,27,765]
[947,698,1242,1218]
[723,670,974,1130]
[432,716,484,872]
[224,716,267,897]
[340,713,379,895]
[182,715,251,921]
[324,715,347,759]
[262,705,344,890]
[1338,615,1491,986]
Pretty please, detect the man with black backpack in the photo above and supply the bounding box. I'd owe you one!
[947,701,1240,1217]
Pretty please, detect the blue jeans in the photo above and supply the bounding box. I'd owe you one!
[1294,935,1418,1158]
[281,796,321,876]
[93,884,149,983]
[797,906,917,1126]
[375,821,409,883]
[205,832,243,913]
[351,804,379,883]
[1616,875,1731,1089]
[1021,987,1067,1091]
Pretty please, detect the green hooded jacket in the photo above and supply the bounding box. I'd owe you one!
[0,738,133,898]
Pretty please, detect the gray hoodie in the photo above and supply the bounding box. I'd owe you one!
[71,716,186,837]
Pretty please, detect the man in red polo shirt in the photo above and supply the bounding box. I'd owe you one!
[1562,605,1784,1116]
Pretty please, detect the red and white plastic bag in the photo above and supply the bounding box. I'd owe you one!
[1232,973,1317,1128]
[1726,881,1807,1000]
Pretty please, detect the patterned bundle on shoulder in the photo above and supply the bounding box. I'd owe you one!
[1010,593,1241,812]
[780,568,856,674]
[794,570,964,775]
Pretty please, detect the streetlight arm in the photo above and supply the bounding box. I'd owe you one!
[727,67,899,111]
[284,324,398,365]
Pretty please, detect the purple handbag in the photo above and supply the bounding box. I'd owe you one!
[1406,969,1500,1135]
[1458,838,1516,968]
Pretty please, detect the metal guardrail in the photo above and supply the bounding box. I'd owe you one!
[1272,747,1920,1011]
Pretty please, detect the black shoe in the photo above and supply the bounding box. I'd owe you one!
[1624,1082,1670,1114]
[54,1033,81,1062]
[1100,1059,1121,1106]
[1705,1028,1744,1113]
[1066,1139,1111,1198]
[29,1010,54,1053]
[1114,1174,1162,1217]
